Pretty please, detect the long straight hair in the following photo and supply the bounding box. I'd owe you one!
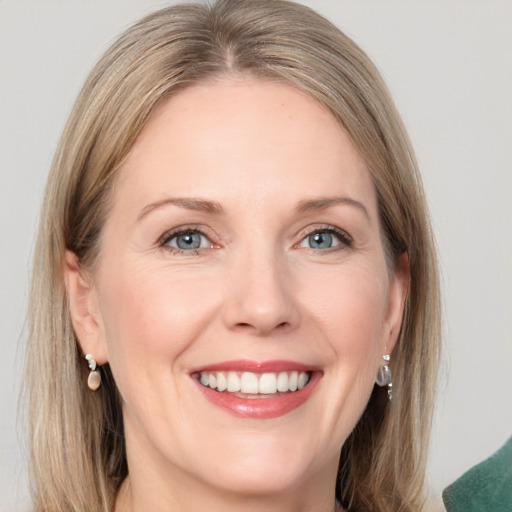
[25,1,441,510]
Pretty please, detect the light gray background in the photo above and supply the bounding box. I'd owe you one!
[1,1,511,510]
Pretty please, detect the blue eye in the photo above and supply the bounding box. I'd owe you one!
[307,231,335,249]
[299,227,351,250]
[175,232,202,250]
[163,230,209,251]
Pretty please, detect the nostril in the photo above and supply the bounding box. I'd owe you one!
[233,320,290,334]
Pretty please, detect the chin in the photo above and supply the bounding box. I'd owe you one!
[183,428,329,497]
[202,456,308,497]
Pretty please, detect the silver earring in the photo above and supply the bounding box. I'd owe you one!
[375,354,392,401]
[85,354,101,391]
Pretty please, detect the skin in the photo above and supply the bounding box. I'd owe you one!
[65,79,408,512]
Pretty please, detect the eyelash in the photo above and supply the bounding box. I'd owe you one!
[158,224,353,255]
[159,226,215,255]
[297,225,353,252]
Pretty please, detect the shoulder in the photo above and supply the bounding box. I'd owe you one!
[442,436,512,512]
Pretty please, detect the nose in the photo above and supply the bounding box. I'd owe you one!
[222,249,300,337]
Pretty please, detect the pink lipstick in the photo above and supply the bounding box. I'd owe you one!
[191,360,322,419]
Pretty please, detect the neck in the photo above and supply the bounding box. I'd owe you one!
[115,478,344,512]
[115,450,344,512]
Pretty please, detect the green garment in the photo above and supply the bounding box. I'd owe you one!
[443,436,512,512]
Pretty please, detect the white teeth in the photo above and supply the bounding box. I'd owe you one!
[297,372,308,390]
[200,372,209,387]
[199,370,311,395]
[259,373,277,394]
[276,372,289,392]
[240,372,259,393]
[227,371,241,392]
[216,371,227,392]
[289,371,298,392]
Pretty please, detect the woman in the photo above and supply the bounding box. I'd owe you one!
[25,0,440,511]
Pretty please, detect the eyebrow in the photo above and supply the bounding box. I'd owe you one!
[137,195,370,222]
[137,197,224,221]
[296,196,371,221]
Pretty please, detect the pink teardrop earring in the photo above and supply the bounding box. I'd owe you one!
[85,354,101,391]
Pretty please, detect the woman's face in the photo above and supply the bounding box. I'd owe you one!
[68,79,406,502]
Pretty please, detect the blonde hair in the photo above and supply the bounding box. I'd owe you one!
[25,1,440,510]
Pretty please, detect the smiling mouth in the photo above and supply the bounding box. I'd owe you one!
[197,370,312,398]
[191,360,321,418]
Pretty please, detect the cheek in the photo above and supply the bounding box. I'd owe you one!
[298,262,389,415]
[301,264,389,350]
[97,261,222,374]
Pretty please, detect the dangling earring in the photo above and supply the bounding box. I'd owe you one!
[375,354,392,401]
[85,354,101,391]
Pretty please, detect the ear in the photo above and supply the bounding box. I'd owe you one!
[63,250,108,364]
[381,252,409,356]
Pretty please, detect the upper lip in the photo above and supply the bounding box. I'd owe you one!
[190,359,320,374]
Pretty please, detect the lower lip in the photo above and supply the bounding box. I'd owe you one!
[194,372,321,419]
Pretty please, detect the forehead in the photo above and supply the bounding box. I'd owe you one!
[112,78,377,217]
